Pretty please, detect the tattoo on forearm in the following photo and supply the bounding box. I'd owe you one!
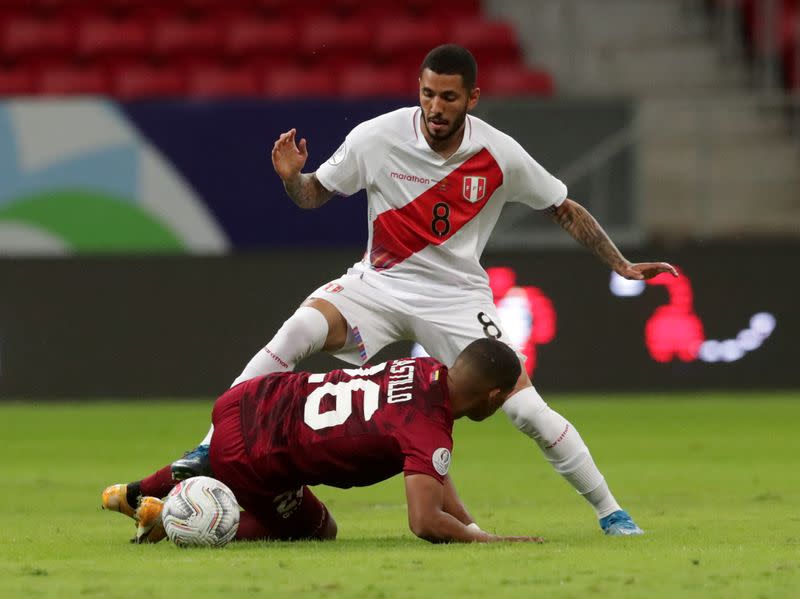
[284,174,331,209]
[549,201,628,271]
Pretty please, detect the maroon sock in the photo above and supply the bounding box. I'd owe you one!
[235,511,272,541]
[137,465,176,499]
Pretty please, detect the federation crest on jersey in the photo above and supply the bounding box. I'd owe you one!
[432,447,451,476]
[462,176,487,203]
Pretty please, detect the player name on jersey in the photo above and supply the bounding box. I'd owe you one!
[387,358,415,404]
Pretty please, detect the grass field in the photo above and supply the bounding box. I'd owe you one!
[2,393,799,598]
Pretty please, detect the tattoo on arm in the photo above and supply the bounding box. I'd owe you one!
[284,174,335,209]
[547,200,629,271]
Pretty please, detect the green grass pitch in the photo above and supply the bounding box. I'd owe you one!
[2,393,799,598]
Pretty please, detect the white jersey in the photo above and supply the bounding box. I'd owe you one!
[315,107,567,298]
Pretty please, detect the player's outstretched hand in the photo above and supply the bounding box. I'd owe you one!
[616,262,678,281]
[272,128,308,182]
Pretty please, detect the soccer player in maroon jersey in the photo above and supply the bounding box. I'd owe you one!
[104,339,543,544]
[174,44,677,536]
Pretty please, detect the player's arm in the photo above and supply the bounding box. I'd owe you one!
[271,128,335,209]
[441,474,476,526]
[404,474,543,544]
[547,199,678,280]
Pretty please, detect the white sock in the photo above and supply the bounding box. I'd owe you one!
[502,386,622,518]
[230,306,330,387]
[196,306,330,447]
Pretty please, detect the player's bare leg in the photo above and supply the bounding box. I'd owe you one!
[502,365,643,535]
[172,299,348,479]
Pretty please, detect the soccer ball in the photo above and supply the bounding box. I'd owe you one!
[162,476,240,547]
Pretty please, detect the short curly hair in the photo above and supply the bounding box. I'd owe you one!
[419,44,478,90]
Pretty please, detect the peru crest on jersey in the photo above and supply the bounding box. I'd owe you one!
[462,176,486,203]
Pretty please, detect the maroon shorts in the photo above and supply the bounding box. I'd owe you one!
[209,388,330,541]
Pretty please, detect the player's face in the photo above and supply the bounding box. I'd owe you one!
[418,69,480,142]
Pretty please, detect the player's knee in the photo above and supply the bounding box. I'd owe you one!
[502,386,549,438]
[316,510,337,541]
[272,306,330,359]
[302,298,348,350]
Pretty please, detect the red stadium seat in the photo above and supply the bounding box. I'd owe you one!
[338,64,418,98]
[1,18,75,60]
[301,17,373,67]
[37,64,110,95]
[375,19,446,70]
[112,63,185,99]
[483,65,555,97]
[405,0,482,19]
[186,64,260,97]
[223,18,296,63]
[450,19,522,68]
[324,0,408,19]
[151,18,221,60]
[0,66,35,95]
[76,18,149,62]
[250,0,330,20]
[263,66,337,97]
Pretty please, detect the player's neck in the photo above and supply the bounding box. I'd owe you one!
[446,371,472,419]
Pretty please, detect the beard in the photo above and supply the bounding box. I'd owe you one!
[424,108,468,141]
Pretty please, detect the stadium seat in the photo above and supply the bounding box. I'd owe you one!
[76,17,150,63]
[338,64,417,98]
[111,63,185,99]
[0,66,35,95]
[186,64,260,97]
[263,66,337,97]
[1,17,75,61]
[483,65,555,97]
[325,0,410,19]
[223,18,296,64]
[250,0,329,20]
[151,18,221,61]
[37,64,110,95]
[405,0,482,19]
[375,19,446,70]
[301,17,373,67]
[450,19,522,68]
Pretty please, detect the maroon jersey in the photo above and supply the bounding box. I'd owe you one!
[235,357,453,490]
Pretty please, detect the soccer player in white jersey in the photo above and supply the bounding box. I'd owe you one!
[173,45,677,536]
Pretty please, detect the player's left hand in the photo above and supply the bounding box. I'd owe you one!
[616,262,678,280]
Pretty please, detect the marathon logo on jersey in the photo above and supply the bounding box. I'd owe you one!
[391,171,432,185]
[324,283,343,293]
[432,447,451,476]
[462,176,487,203]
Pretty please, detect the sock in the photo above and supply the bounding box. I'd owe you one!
[230,306,330,387]
[502,386,622,519]
[137,465,177,499]
[582,480,621,519]
[199,425,214,447]
[125,482,141,509]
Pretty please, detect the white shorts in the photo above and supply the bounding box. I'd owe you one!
[308,267,509,366]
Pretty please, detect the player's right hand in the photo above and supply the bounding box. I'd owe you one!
[272,128,308,182]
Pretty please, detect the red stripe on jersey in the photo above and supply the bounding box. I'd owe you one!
[369,148,503,270]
